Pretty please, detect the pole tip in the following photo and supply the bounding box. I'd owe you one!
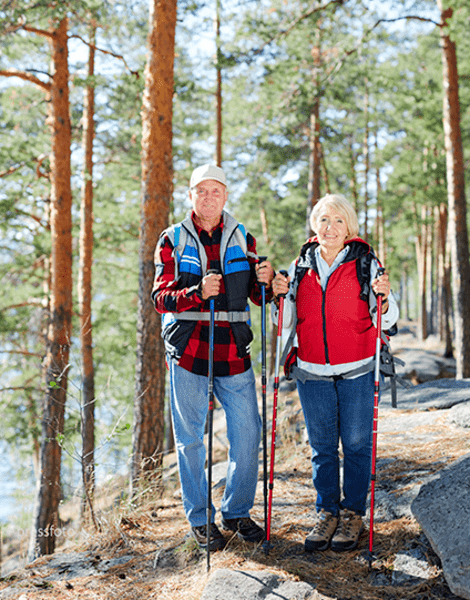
[365,549,377,570]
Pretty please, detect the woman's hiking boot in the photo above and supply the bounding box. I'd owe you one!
[304,509,339,552]
[331,508,364,551]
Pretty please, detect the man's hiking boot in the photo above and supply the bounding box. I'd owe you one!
[221,517,265,542]
[331,508,364,552]
[190,523,226,551]
[304,509,339,552]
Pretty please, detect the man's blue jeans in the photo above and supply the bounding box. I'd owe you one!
[297,371,375,516]
[168,360,261,527]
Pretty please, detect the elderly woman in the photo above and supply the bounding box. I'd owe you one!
[272,194,398,553]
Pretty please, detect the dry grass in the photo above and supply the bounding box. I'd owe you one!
[2,334,469,600]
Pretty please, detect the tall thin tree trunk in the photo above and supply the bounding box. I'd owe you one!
[426,210,434,334]
[320,145,330,194]
[415,203,428,341]
[132,0,177,494]
[436,203,453,357]
[400,267,411,322]
[79,24,96,525]
[362,77,369,241]
[259,199,271,247]
[374,130,385,264]
[347,135,358,212]
[31,17,73,558]
[214,0,222,166]
[307,101,321,213]
[307,28,322,237]
[438,1,470,378]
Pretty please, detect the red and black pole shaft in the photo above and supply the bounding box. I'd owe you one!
[368,266,385,567]
[263,269,288,554]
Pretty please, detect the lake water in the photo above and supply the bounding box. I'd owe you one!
[0,444,35,525]
[0,452,20,523]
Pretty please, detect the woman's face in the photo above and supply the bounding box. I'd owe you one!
[316,207,349,254]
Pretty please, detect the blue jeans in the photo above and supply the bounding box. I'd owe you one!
[168,360,261,527]
[297,371,375,516]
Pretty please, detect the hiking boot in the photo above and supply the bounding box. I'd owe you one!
[221,517,265,542]
[304,509,339,552]
[190,523,226,551]
[331,509,364,552]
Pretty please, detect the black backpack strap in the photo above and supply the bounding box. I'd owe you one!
[379,333,410,407]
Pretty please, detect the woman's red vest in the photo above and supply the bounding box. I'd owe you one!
[296,247,378,366]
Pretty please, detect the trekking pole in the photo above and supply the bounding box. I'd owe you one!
[206,269,218,573]
[368,266,385,568]
[263,269,288,555]
[258,256,268,539]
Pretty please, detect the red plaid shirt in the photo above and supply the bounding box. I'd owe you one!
[153,213,272,376]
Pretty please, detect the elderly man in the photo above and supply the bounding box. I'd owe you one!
[152,164,274,551]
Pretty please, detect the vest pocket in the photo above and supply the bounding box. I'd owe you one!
[230,322,253,358]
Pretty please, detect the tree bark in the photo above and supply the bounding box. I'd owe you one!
[320,145,330,194]
[362,77,369,241]
[375,130,385,264]
[347,135,359,212]
[307,27,322,237]
[436,203,453,357]
[438,1,470,377]
[31,17,73,558]
[132,0,177,493]
[214,0,222,166]
[415,203,428,341]
[79,24,96,525]
[307,101,321,208]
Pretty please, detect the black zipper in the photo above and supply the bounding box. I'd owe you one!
[227,256,248,264]
[322,286,330,364]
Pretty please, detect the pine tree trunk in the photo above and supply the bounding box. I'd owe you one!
[308,101,321,211]
[438,2,470,378]
[31,17,73,558]
[320,146,330,194]
[362,78,369,241]
[436,203,453,357]
[132,0,177,493]
[426,210,434,335]
[79,25,96,525]
[347,136,359,212]
[375,131,385,264]
[415,203,428,341]
[307,30,321,236]
[214,0,222,166]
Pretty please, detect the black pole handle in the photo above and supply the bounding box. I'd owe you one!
[278,269,288,298]
[376,267,386,297]
[258,256,268,287]
[205,269,220,301]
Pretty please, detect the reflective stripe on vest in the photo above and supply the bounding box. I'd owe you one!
[174,310,250,323]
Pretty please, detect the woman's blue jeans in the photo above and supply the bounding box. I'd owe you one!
[297,371,375,516]
[168,360,261,527]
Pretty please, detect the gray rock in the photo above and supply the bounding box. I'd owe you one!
[391,548,433,586]
[201,569,319,600]
[393,378,470,411]
[411,453,470,599]
[394,348,455,383]
[447,401,470,428]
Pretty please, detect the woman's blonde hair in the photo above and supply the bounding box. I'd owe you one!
[309,193,359,240]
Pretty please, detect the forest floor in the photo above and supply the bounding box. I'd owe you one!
[1,322,470,600]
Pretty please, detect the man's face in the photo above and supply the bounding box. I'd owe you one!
[190,179,227,224]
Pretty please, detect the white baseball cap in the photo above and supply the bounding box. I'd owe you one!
[190,164,227,189]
